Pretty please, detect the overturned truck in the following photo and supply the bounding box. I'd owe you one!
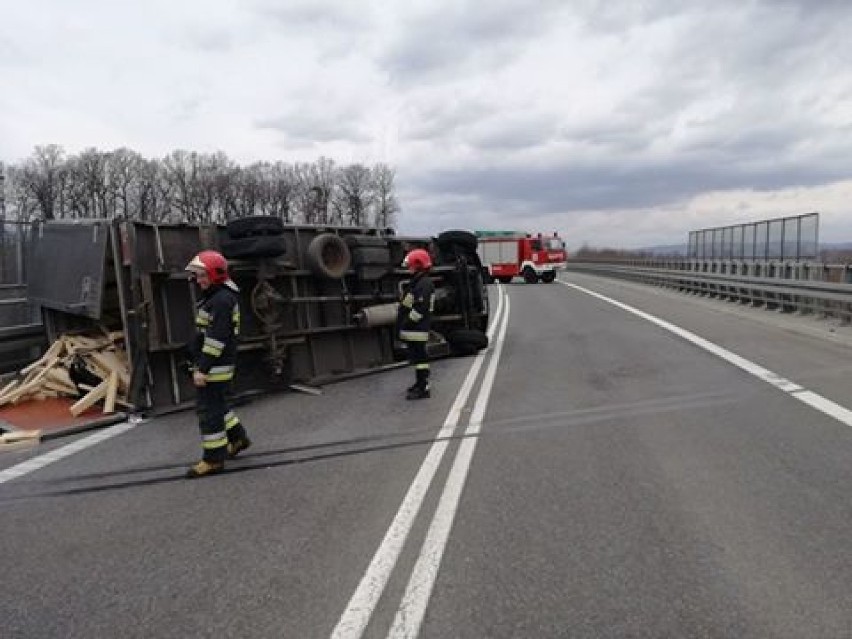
[25,218,489,414]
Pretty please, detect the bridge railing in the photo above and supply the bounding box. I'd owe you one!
[565,259,852,324]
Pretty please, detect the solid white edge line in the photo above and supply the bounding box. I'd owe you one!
[0,421,137,485]
[330,286,505,639]
[389,295,512,639]
[559,280,852,429]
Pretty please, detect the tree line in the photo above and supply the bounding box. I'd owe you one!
[0,145,400,228]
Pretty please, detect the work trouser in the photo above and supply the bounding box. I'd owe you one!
[196,382,247,462]
[406,340,430,389]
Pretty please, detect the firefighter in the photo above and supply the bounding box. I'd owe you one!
[399,248,435,400]
[184,250,251,478]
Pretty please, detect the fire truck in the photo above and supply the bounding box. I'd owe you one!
[476,231,567,284]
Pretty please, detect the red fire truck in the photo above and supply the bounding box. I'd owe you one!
[476,231,567,283]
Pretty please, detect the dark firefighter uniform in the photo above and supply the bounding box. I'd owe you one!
[399,271,435,399]
[190,281,249,463]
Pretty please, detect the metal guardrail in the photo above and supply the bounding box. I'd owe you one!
[566,261,852,324]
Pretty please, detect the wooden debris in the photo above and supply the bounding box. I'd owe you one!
[70,378,109,417]
[0,329,134,416]
[0,429,42,452]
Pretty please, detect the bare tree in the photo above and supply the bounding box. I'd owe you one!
[6,146,400,229]
[334,163,374,227]
[371,163,399,229]
[18,145,67,220]
[109,148,145,219]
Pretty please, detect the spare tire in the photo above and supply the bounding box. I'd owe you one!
[436,230,477,252]
[445,328,489,357]
[306,233,351,279]
[226,216,285,239]
[221,236,287,260]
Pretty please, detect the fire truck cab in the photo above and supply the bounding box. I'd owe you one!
[476,231,567,284]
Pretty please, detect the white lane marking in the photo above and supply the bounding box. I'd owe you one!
[0,421,138,485]
[560,281,852,428]
[389,295,512,639]
[330,286,506,639]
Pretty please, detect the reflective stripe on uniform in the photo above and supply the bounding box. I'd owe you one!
[202,336,225,356]
[206,365,234,382]
[225,411,240,430]
[400,330,429,342]
[232,307,241,336]
[401,293,414,308]
[202,432,228,449]
[409,309,423,322]
[414,363,430,370]
[196,309,212,327]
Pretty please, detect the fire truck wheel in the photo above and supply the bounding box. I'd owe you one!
[497,276,512,284]
[540,271,556,283]
[306,233,352,279]
[221,235,287,260]
[436,230,478,252]
[446,329,489,356]
[226,215,285,239]
[523,267,539,284]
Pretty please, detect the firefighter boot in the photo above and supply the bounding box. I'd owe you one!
[227,436,252,459]
[185,459,225,479]
[406,369,431,400]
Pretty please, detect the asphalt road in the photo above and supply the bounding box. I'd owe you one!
[2,272,852,638]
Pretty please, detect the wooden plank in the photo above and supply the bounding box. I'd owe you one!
[70,378,109,417]
[103,371,119,414]
[20,339,65,375]
[46,367,76,390]
[88,351,130,390]
[79,384,134,410]
[1,367,52,405]
[43,380,79,396]
[0,379,19,397]
[1,429,43,443]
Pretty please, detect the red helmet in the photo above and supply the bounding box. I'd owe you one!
[403,248,432,271]
[186,250,229,284]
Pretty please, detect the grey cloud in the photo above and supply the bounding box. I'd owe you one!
[380,1,565,84]
[256,112,368,144]
[469,115,558,151]
[408,148,852,219]
[252,0,370,32]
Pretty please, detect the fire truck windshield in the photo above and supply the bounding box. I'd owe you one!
[546,238,564,250]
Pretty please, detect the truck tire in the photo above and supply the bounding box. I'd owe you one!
[445,329,489,357]
[221,236,287,260]
[497,276,512,284]
[523,267,539,284]
[306,233,351,279]
[540,271,556,283]
[436,230,478,252]
[226,215,285,239]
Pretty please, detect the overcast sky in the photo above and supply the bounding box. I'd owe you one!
[1,0,851,248]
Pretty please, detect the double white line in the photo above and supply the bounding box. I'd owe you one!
[331,285,512,639]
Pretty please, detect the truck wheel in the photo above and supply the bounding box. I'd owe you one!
[436,230,478,252]
[221,236,287,260]
[306,233,351,279]
[226,215,284,239]
[540,271,556,283]
[445,329,489,357]
[523,268,539,284]
[497,276,512,284]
